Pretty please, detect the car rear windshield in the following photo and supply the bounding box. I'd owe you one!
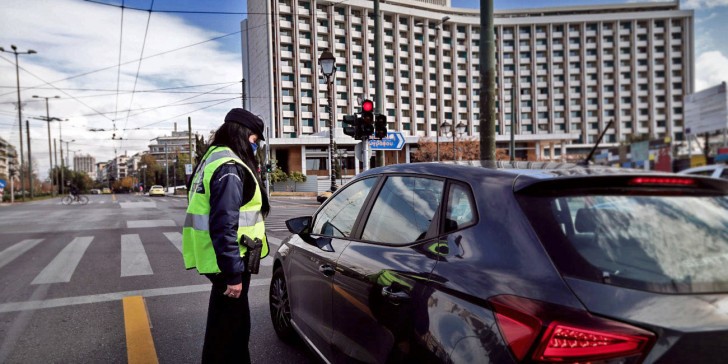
[519,193,728,293]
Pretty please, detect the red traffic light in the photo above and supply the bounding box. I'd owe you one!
[362,100,374,112]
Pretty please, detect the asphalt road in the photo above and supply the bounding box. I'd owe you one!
[0,193,321,363]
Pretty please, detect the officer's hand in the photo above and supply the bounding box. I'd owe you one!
[224,283,243,299]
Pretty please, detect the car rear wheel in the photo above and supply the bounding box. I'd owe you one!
[269,267,295,343]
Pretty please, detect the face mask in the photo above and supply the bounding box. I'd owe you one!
[251,142,258,154]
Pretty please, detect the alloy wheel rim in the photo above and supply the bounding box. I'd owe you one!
[271,276,291,330]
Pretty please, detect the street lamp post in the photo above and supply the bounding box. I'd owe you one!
[141,165,147,192]
[318,49,337,192]
[33,95,60,197]
[440,121,452,160]
[1,45,37,201]
[455,122,467,161]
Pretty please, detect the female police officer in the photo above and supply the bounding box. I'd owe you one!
[182,108,270,363]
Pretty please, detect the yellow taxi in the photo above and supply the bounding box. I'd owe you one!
[149,185,165,197]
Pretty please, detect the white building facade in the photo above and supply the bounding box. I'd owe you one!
[242,0,693,173]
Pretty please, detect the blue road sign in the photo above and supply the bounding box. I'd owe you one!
[369,132,405,150]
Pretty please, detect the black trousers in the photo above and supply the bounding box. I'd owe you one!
[201,273,252,364]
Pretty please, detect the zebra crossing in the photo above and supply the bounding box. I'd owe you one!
[266,204,319,232]
[0,231,280,288]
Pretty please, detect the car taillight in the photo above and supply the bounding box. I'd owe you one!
[489,295,655,363]
[629,177,695,186]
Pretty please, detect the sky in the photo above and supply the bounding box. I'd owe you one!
[1,0,727,181]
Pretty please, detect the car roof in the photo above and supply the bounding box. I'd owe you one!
[679,164,726,174]
[355,161,728,195]
[359,160,642,181]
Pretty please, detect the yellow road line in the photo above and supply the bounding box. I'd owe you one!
[123,296,159,364]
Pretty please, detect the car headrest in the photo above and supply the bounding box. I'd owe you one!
[574,208,597,233]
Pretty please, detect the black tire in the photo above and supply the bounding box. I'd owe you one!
[78,195,89,205]
[62,195,73,205]
[269,267,296,343]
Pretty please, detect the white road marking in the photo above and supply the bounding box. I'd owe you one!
[163,232,183,253]
[120,201,157,209]
[0,239,44,270]
[0,278,272,313]
[121,234,153,277]
[31,237,93,284]
[127,220,176,228]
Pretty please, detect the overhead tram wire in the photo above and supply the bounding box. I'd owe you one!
[0,0,353,100]
[124,82,241,120]
[112,0,126,144]
[78,96,242,119]
[135,97,240,130]
[0,54,114,122]
[0,81,241,93]
[120,0,155,150]
[0,30,244,98]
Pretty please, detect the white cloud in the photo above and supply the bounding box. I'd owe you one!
[695,51,728,91]
[684,0,728,9]
[0,0,243,179]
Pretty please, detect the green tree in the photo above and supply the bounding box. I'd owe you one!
[289,171,307,192]
[194,134,208,165]
[269,169,288,192]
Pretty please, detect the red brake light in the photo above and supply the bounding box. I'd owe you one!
[535,323,652,362]
[629,177,695,186]
[362,100,374,112]
[489,295,655,363]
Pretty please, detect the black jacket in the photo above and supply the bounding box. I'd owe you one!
[208,162,257,285]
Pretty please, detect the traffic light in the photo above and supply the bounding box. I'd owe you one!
[374,114,387,139]
[360,99,374,138]
[342,114,358,139]
[265,163,273,173]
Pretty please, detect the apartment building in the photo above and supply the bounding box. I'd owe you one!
[148,130,193,169]
[73,154,96,178]
[0,136,18,180]
[242,0,693,173]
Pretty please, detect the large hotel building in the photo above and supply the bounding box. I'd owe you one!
[242,0,693,176]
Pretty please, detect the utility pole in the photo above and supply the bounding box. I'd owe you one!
[1,45,37,201]
[374,0,385,167]
[54,138,58,194]
[188,116,193,166]
[510,87,515,162]
[164,144,169,190]
[480,0,497,161]
[241,79,247,109]
[26,120,33,199]
[34,95,60,196]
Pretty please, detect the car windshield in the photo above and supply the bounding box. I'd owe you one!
[520,193,728,293]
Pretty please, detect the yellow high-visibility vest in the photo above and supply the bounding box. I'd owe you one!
[182,146,268,274]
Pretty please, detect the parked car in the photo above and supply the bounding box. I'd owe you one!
[679,163,728,180]
[102,187,111,194]
[89,189,101,195]
[316,191,332,204]
[148,185,165,197]
[270,161,728,364]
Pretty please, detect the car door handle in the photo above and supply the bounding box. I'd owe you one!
[381,286,410,304]
[319,264,335,277]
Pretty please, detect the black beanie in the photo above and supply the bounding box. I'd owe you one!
[224,108,265,140]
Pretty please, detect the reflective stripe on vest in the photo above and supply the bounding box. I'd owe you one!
[184,211,263,231]
[181,146,268,274]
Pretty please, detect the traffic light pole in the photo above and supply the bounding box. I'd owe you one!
[374,0,385,167]
[362,138,370,172]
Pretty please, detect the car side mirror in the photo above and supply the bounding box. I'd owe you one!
[286,216,312,236]
[315,237,334,252]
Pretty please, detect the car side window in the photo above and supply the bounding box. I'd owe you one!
[443,183,476,233]
[312,177,377,238]
[361,176,444,245]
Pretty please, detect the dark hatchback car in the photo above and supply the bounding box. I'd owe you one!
[268,161,728,364]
